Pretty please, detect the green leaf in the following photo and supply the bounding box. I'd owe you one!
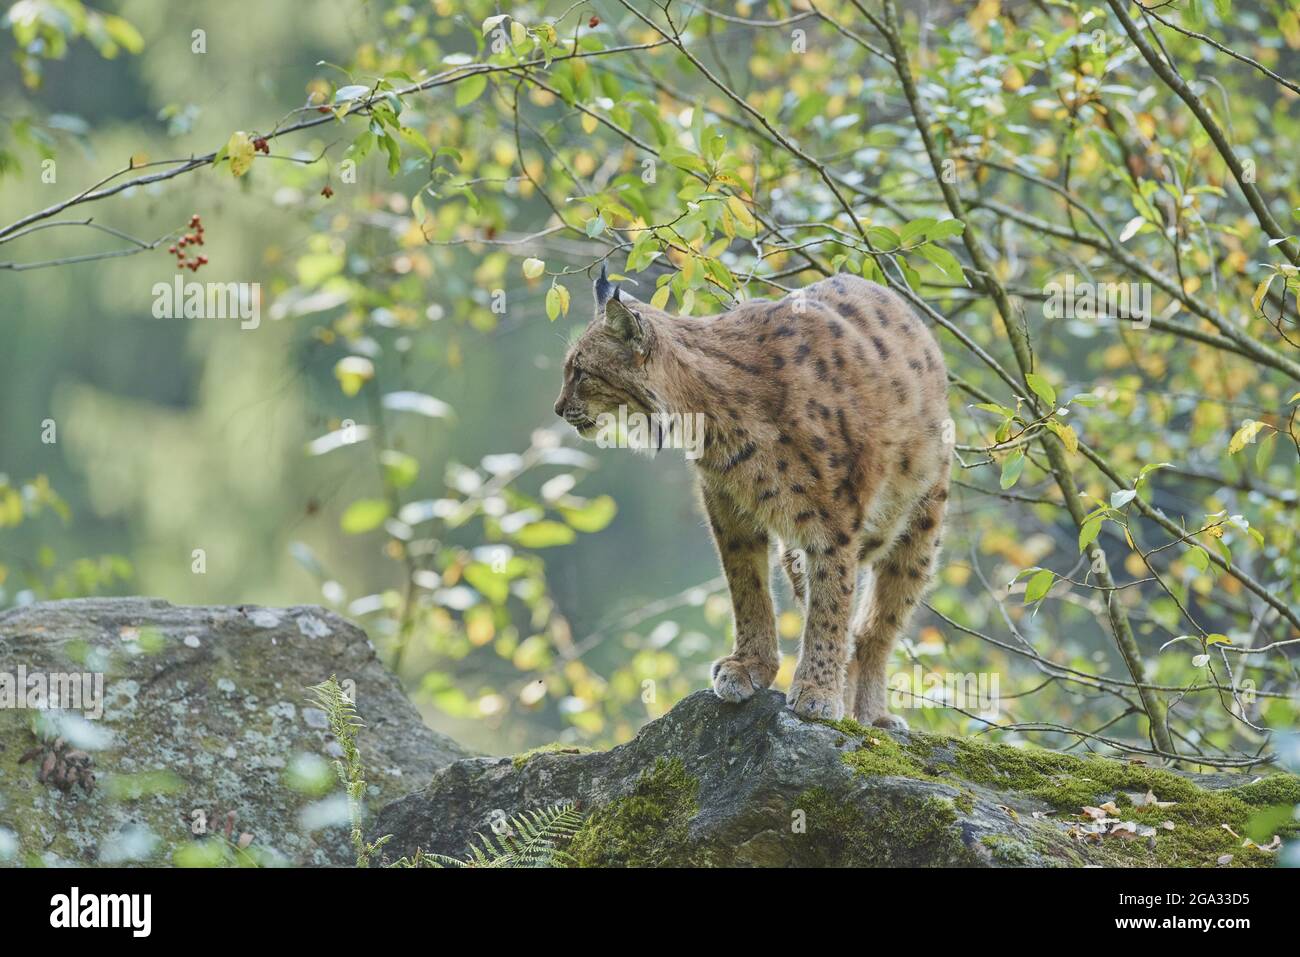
[340,499,390,534]
[899,217,937,245]
[102,16,144,54]
[558,495,617,533]
[1185,546,1210,573]
[464,562,509,605]
[915,242,964,281]
[1024,569,1055,603]
[866,226,900,251]
[1134,462,1173,488]
[1078,517,1103,552]
[789,93,829,129]
[381,131,401,175]
[927,219,966,240]
[397,126,432,158]
[513,520,576,548]
[380,450,419,489]
[1255,430,1277,472]
[455,73,488,107]
[1025,373,1056,408]
[1000,450,1025,489]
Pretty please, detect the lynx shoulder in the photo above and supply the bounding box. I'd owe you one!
[555,270,952,725]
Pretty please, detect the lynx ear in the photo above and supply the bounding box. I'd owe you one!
[593,262,620,310]
[604,297,650,355]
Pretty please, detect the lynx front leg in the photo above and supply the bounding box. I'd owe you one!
[703,485,779,703]
[787,545,856,720]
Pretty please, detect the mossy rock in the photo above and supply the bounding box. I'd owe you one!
[374,689,1299,867]
[0,598,467,866]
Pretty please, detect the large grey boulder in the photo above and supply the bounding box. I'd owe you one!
[374,689,1299,867]
[0,597,466,866]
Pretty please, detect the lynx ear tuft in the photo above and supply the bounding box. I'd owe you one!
[594,262,621,310]
[605,297,649,355]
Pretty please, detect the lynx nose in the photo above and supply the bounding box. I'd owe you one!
[553,397,566,417]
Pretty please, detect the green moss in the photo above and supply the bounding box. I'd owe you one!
[510,743,593,770]
[840,731,931,779]
[568,758,702,867]
[826,721,1300,868]
[796,787,978,866]
[981,834,1032,866]
[1229,773,1300,807]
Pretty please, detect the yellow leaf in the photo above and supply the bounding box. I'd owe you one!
[226,131,255,177]
[333,356,374,396]
[1227,419,1266,455]
[1045,419,1077,453]
[522,257,545,279]
[1251,275,1274,312]
[726,194,756,231]
[651,285,672,309]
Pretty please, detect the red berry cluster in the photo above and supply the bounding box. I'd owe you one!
[252,136,270,154]
[167,213,209,271]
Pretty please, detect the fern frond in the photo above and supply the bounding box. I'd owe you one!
[306,675,390,868]
[435,802,584,868]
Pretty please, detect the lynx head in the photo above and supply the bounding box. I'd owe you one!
[553,265,663,438]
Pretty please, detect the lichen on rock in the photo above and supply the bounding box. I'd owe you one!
[0,598,466,866]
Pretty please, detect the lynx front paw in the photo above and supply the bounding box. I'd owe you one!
[786,681,844,720]
[711,656,777,703]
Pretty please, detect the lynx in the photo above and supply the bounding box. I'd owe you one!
[554,268,952,726]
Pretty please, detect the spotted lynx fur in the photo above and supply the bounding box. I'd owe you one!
[554,268,951,726]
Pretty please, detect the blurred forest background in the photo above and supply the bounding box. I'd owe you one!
[1,0,1297,768]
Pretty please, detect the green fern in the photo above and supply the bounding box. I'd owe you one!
[391,802,583,868]
[306,675,391,867]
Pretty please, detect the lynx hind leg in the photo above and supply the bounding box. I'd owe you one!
[851,482,948,728]
[842,565,875,717]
